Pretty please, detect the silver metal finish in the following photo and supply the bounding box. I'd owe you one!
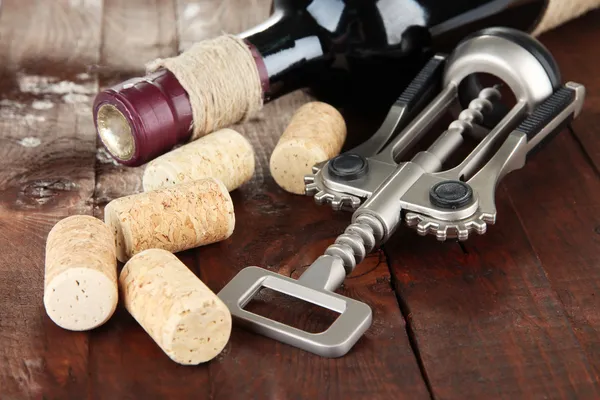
[441,100,529,182]
[412,86,501,173]
[218,31,586,358]
[324,214,384,272]
[373,85,457,165]
[443,35,555,111]
[218,257,372,358]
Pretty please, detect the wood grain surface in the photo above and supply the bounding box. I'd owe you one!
[0,1,101,398]
[0,1,598,399]
[386,10,600,400]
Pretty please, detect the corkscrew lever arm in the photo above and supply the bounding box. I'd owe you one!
[456,82,585,221]
[350,55,446,158]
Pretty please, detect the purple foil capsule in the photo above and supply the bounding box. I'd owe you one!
[93,70,194,167]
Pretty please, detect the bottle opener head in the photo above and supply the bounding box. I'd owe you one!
[218,256,372,358]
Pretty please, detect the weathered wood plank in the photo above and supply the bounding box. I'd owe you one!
[388,193,600,398]
[387,14,600,399]
[89,1,213,399]
[175,0,428,396]
[539,10,600,170]
[0,1,102,398]
[187,92,429,399]
[100,0,178,73]
[176,0,269,51]
[503,135,600,380]
[0,0,102,68]
[502,11,600,379]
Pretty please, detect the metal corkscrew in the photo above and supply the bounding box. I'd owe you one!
[218,27,586,357]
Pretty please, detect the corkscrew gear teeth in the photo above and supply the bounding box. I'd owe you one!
[404,212,489,241]
[304,171,361,211]
[218,27,586,358]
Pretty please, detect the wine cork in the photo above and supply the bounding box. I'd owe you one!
[120,249,232,365]
[44,215,118,331]
[270,102,346,195]
[143,128,255,192]
[105,178,235,262]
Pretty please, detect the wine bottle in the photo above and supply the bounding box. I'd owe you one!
[94,0,548,166]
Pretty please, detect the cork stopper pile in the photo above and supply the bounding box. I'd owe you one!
[270,101,347,194]
[104,178,235,262]
[120,249,232,365]
[44,176,238,363]
[143,128,255,192]
[44,209,233,364]
[44,57,349,365]
[44,215,118,331]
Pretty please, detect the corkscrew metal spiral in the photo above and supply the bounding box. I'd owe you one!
[219,27,586,358]
[450,87,500,134]
[324,214,384,272]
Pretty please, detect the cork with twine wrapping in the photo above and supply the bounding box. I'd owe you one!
[534,0,600,36]
[44,215,118,331]
[120,249,232,365]
[146,35,263,141]
[104,178,235,262]
[270,102,347,195]
[143,128,255,192]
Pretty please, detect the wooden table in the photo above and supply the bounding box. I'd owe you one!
[1,1,599,399]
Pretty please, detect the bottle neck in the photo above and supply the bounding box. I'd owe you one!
[242,11,331,101]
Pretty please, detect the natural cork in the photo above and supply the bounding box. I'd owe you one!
[143,128,255,192]
[270,102,346,194]
[120,249,232,365]
[104,178,235,262]
[44,215,118,331]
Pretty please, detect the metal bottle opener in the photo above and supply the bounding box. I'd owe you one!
[218,28,586,357]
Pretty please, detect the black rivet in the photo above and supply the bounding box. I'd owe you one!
[429,180,473,209]
[328,153,368,181]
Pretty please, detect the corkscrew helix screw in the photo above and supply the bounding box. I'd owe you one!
[218,27,585,358]
[324,214,384,272]
[448,86,501,136]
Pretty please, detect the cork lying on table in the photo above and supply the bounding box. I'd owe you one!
[143,128,255,192]
[105,178,235,262]
[120,249,232,365]
[44,215,118,331]
[270,102,347,195]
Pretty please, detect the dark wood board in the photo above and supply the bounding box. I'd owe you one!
[0,1,599,399]
[0,0,101,398]
[503,9,600,382]
[83,0,427,399]
[386,10,600,400]
[543,10,600,171]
